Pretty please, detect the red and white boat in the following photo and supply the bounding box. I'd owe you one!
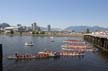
[61,44,86,48]
[63,40,85,44]
[7,51,60,60]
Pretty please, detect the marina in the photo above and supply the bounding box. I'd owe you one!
[0,0,108,71]
[0,36,108,71]
[7,39,95,60]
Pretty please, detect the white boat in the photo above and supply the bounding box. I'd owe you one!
[49,36,54,39]
[60,52,85,56]
[49,37,54,42]
[86,48,98,52]
[62,48,74,51]
[7,55,36,60]
[24,42,34,46]
[38,51,60,57]
[62,47,98,52]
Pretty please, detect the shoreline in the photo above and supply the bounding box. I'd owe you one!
[0,33,84,37]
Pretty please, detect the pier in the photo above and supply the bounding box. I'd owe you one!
[84,34,108,51]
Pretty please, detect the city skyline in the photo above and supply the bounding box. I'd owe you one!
[0,0,108,29]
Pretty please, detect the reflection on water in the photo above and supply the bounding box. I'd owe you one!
[0,61,2,71]
[0,35,108,71]
[98,50,108,62]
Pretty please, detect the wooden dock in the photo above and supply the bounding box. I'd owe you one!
[84,34,108,51]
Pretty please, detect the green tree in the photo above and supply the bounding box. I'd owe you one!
[40,31,45,34]
[36,31,39,34]
[72,30,75,32]
[19,31,22,35]
[10,30,14,34]
[32,31,35,34]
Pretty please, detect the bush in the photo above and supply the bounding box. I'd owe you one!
[36,31,39,34]
[32,31,35,34]
[40,31,45,34]
[10,30,14,34]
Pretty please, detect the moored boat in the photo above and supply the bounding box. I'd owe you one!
[62,47,98,52]
[64,39,82,42]
[61,44,86,48]
[60,51,85,56]
[86,48,98,52]
[62,47,85,51]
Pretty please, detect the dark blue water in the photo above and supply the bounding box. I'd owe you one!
[0,35,108,71]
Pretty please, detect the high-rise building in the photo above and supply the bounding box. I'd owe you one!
[32,22,37,31]
[17,24,21,27]
[48,24,51,32]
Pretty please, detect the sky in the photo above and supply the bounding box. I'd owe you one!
[0,0,108,29]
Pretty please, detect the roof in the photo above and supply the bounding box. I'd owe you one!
[4,27,19,30]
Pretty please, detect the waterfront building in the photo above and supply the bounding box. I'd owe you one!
[4,26,19,33]
[16,24,28,32]
[32,22,38,31]
[91,31,108,35]
[26,26,32,31]
[17,24,23,32]
[38,27,41,31]
[48,24,51,32]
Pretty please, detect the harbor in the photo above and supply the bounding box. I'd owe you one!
[0,0,108,71]
[0,35,108,71]
[7,38,98,60]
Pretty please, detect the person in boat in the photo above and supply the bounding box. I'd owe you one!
[54,52,60,56]
[15,53,18,57]
[15,53,19,58]
[15,53,22,59]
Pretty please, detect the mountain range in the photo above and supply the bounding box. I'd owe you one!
[0,23,10,28]
[64,26,108,32]
[41,26,108,32]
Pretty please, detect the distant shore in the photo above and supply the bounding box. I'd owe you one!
[0,32,84,37]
